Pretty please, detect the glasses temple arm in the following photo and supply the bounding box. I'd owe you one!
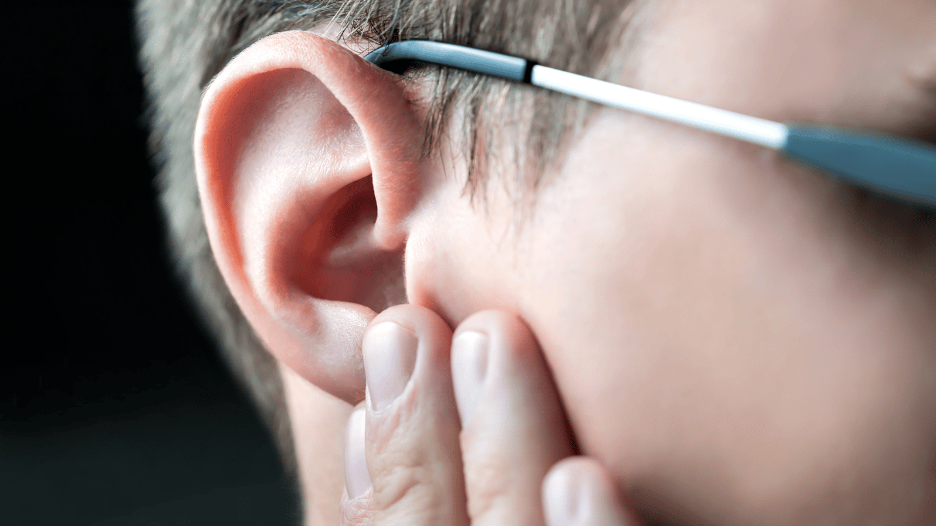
[365,40,532,82]
[366,41,936,208]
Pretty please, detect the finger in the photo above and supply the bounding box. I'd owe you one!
[452,310,577,525]
[342,304,468,526]
[543,457,643,526]
[340,405,374,524]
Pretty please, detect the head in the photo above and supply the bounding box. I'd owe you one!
[136,0,936,524]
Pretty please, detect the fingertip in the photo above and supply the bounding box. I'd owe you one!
[543,458,585,526]
[544,457,641,526]
[451,330,489,426]
[369,303,454,346]
[454,309,542,370]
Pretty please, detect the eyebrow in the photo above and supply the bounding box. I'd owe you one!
[366,40,936,209]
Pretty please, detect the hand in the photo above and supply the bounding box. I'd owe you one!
[340,305,641,525]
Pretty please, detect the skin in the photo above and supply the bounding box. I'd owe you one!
[194,0,936,524]
[278,306,638,526]
[408,0,936,522]
[336,306,640,526]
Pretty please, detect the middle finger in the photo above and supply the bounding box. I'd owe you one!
[453,310,578,525]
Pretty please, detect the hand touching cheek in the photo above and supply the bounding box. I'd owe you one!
[340,305,641,526]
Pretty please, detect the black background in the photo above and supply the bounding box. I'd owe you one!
[3,3,298,525]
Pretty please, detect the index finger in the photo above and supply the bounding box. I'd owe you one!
[341,304,468,526]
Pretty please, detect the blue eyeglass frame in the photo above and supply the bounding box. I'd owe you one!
[365,40,936,209]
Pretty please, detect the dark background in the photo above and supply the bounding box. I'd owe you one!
[3,3,298,525]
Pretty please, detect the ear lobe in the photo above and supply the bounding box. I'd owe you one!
[194,31,424,404]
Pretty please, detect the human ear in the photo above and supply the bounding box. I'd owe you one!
[194,31,425,404]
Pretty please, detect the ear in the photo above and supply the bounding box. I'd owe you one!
[194,31,426,404]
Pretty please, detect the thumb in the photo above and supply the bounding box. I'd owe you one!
[543,457,644,526]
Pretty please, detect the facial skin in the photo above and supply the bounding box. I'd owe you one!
[406,0,936,523]
[195,0,936,524]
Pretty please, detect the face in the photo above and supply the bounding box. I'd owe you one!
[406,0,936,523]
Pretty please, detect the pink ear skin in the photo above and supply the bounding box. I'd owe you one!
[194,31,427,404]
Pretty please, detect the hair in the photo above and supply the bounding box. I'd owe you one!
[135,0,642,486]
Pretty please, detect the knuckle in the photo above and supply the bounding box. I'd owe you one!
[340,497,375,526]
[376,473,460,526]
[370,447,453,514]
[373,461,430,506]
[462,446,515,518]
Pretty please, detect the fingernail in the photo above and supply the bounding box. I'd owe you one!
[544,465,584,526]
[451,331,488,426]
[344,408,371,500]
[363,322,418,412]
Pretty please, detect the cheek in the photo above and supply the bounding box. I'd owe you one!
[520,115,936,523]
[403,181,522,328]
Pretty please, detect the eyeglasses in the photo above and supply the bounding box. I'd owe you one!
[365,41,936,209]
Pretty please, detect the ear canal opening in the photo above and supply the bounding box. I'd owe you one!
[294,176,406,313]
